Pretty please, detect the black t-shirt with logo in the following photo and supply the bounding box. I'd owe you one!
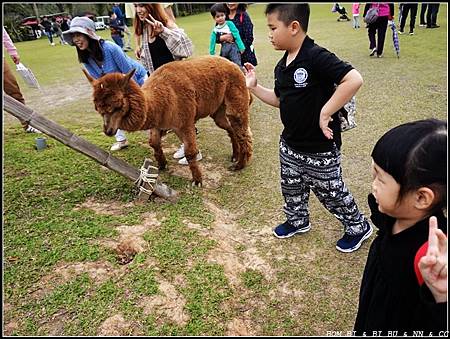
[274,35,353,153]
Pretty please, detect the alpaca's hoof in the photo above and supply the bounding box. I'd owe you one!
[231,155,237,163]
[191,180,203,188]
[229,163,244,171]
[158,162,167,171]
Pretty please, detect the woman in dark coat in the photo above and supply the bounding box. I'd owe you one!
[217,3,258,66]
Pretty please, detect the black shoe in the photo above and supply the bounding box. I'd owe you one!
[273,221,311,239]
[431,24,440,28]
[336,223,373,253]
[369,48,377,56]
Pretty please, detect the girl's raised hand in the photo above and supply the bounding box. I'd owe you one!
[145,13,164,36]
[418,216,447,303]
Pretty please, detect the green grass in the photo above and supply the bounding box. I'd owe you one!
[3,4,447,336]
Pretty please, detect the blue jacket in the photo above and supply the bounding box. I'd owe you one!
[83,40,147,86]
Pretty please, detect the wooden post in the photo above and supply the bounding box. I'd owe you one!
[3,93,178,202]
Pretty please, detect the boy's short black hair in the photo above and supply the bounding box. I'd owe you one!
[210,3,230,18]
[265,4,310,32]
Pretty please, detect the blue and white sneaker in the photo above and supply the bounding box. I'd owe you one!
[336,222,373,253]
[273,221,311,239]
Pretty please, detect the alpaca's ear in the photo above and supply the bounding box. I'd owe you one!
[82,68,95,86]
[121,68,136,88]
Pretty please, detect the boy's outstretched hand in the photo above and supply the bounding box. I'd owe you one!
[419,216,447,303]
[243,62,257,89]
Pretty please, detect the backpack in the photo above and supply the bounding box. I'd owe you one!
[310,45,358,132]
[339,96,357,132]
[364,6,379,24]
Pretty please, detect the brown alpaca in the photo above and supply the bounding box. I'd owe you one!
[83,55,253,186]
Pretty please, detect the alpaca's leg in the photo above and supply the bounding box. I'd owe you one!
[211,105,240,162]
[148,128,167,170]
[224,94,253,170]
[180,128,202,186]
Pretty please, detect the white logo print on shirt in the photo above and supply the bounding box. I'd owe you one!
[294,68,308,88]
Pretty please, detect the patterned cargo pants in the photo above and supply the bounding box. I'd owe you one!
[280,137,368,235]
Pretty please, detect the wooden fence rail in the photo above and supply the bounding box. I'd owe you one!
[3,93,178,202]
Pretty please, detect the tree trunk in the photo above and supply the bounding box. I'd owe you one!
[33,3,39,19]
[56,4,65,13]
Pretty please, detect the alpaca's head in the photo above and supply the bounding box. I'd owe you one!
[83,68,140,136]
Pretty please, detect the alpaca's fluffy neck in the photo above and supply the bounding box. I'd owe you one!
[121,84,155,131]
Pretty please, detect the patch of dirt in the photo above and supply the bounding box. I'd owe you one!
[184,200,275,287]
[3,321,19,336]
[32,210,162,300]
[38,309,74,336]
[55,261,117,283]
[168,161,225,188]
[97,212,162,264]
[73,198,135,216]
[139,276,189,326]
[4,79,94,127]
[97,314,132,336]
[3,302,12,313]
[226,316,256,336]
[184,200,311,334]
[73,202,161,263]
[31,260,122,300]
[27,80,93,111]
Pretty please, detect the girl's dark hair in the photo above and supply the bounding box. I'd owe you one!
[76,36,104,64]
[265,4,310,32]
[210,3,230,18]
[371,118,447,211]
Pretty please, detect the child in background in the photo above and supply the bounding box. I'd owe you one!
[354,119,447,335]
[209,3,246,68]
[352,3,361,28]
[244,4,371,252]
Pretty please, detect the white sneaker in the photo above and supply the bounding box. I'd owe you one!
[110,140,129,151]
[51,42,55,46]
[178,151,202,165]
[173,144,185,159]
[26,125,42,133]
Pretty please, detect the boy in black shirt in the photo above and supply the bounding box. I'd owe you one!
[245,4,371,252]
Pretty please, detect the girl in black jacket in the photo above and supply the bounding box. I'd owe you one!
[355,119,447,336]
